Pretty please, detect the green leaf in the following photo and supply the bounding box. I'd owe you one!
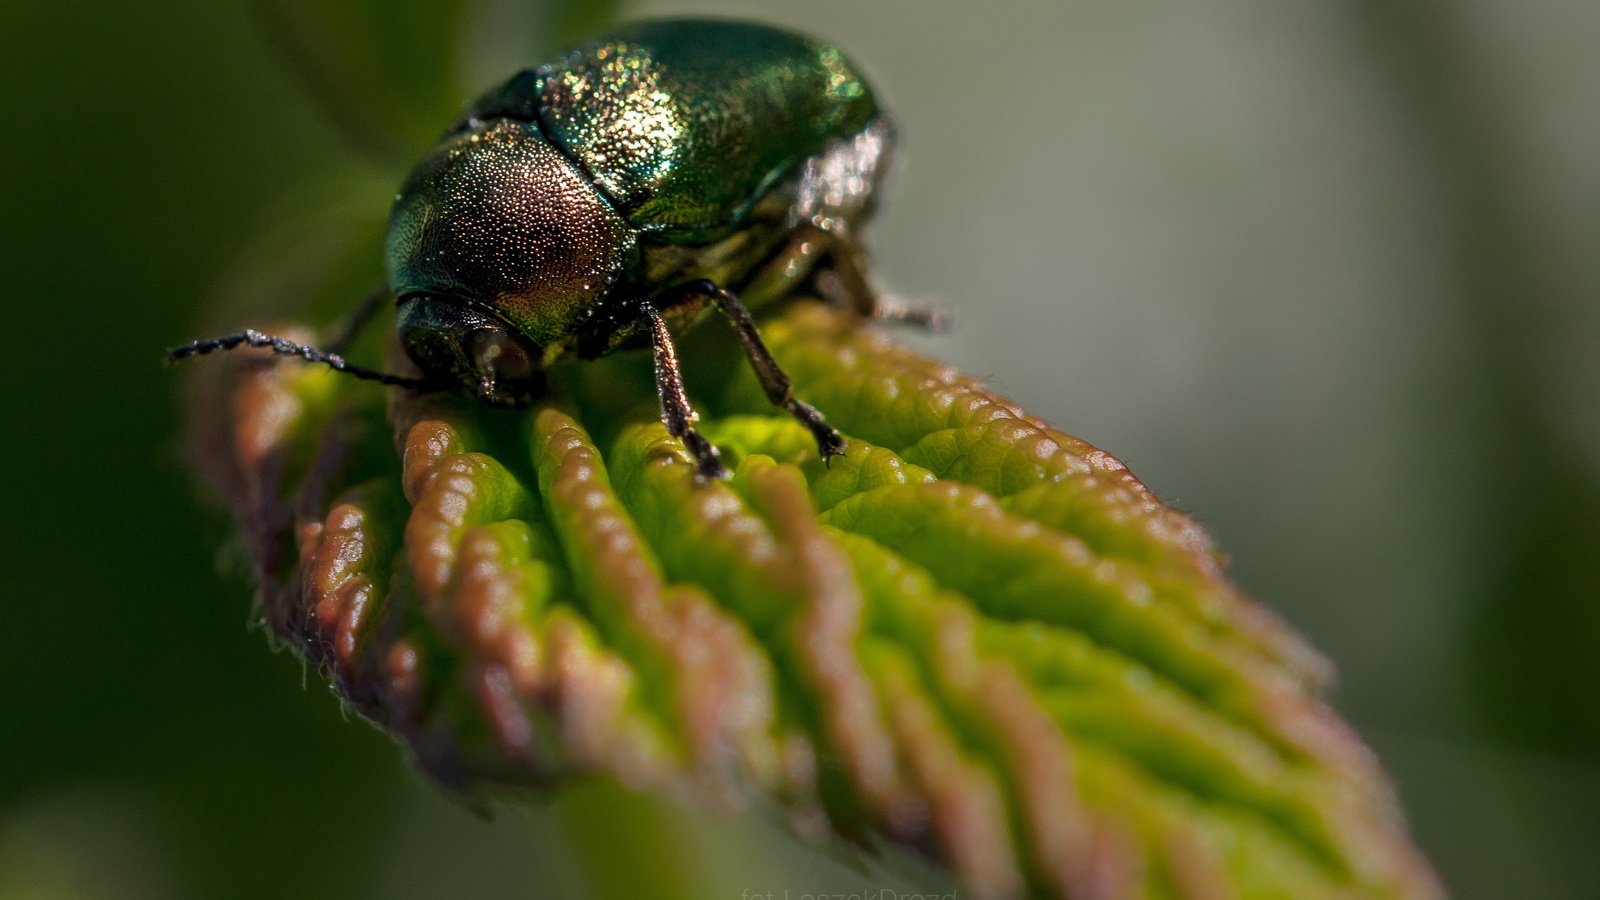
[186,301,1441,899]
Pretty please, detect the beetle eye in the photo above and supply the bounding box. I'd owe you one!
[397,294,543,402]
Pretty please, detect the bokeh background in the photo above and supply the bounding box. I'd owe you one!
[2,0,1596,897]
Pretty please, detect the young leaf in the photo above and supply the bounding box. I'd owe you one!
[186,301,1442,899]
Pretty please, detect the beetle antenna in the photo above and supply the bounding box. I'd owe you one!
[166,329,443,393]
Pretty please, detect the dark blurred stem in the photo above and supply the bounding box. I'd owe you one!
[1348,2,1600,757]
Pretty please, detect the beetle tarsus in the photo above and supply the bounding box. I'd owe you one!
[682,430,728,481]
[787,398,846,465]
[872,295,952,332]
[643,305,728,480]
[812,257,949,332]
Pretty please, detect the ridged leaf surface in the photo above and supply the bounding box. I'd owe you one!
[188,301,1440,899]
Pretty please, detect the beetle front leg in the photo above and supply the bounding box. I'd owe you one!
[642,305,728,480]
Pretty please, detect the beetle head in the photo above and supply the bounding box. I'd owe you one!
[386,119,636,402]
[395,296,543,405]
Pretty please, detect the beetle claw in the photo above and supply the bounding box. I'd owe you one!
[678,427,729,481]
[818,432,846,467]
[695,456,730,481]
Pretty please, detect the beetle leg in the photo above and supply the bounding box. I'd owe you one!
[740,227,948,331]
[867,294,952,331]
[818,231,879,317]
[822,234,951,331]
[680,281,847,465]
[642,305,727,480]
[738,227,830,307]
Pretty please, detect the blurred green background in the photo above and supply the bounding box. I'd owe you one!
[2,0,1596,897]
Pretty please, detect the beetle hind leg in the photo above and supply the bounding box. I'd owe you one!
[814,232,951,331]
[866,294,952,331]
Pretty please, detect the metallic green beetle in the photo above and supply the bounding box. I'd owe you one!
[172,18,932,480]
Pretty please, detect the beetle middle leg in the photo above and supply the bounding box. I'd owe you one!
[642,305,727,480]
[653,280,846,466]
